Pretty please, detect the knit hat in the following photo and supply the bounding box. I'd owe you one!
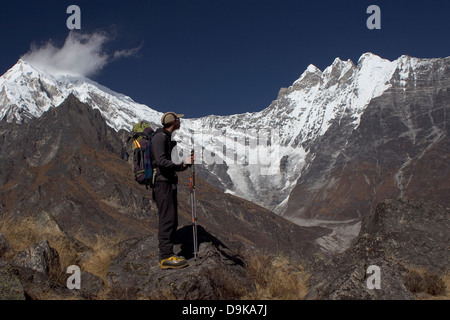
[161,112,184,126]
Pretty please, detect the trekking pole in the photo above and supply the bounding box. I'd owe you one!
[190,149,198,258]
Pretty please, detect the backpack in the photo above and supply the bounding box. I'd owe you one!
[130,121,155,189]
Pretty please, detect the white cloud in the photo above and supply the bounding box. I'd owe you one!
[113,43,143,60]
[21,31,142,78]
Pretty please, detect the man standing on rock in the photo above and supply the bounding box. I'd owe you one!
[151,112,194,269]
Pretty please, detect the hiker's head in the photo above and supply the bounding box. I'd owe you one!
[162,112,184,131]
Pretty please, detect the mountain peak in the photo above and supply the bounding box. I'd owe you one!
[357,52,382,63]
[332,57,343,65]
[322,57,355,79]
[306,64,321,73]
[1,59,36,81]
[294,64,322,84]
[0,58,162,130]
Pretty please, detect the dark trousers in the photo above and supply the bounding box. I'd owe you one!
[153,182,178,260]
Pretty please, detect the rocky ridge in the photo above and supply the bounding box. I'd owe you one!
[305,197,449,300]
[105,226,256,300]
[1,196,447,300]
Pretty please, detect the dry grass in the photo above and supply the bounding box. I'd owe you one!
[5,214,448,301]
[243,252,310,300]
[1,214,310,300]
[79,234,124,280]
[403,267,449,300]
[441,272,450,300]
[0,214,79,268]
[0,213,123,282]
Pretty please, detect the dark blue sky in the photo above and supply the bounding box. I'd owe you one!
[1,0,449,118]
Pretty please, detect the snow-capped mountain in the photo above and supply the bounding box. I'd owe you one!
[282,54,449,221]
[184,53,406,212]
[173,53,449,216]
[1,53,449,220]
[0,59,162,130]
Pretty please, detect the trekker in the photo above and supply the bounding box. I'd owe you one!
[151,111,194,269]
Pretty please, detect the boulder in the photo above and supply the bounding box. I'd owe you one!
[106,225,256,299]
[12,240,61,279]
[6,240,105,300]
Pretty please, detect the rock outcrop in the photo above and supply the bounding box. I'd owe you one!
[2,197,447,300]
[306,197,449,300]
[12,240,61,279]
[0,235,104,300]
[106,225,256,300]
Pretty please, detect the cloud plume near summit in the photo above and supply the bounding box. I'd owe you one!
[21,31,141,78]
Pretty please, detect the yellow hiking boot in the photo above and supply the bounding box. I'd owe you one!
[159,256,189,269]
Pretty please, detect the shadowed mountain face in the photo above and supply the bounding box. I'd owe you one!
[0,94,153,240]
[0,95,328,258]
[285,58,450,220]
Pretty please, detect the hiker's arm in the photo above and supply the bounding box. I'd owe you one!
[152,134,185,171]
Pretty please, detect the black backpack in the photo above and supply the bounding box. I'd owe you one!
[130,121,155,189]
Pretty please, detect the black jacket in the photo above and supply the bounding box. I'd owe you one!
[151,128,187,184]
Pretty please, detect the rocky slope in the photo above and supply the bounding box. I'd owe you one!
[2,196,447,300]
[0,227,256,300]
[105,226,256,299]
[305,197,449,300]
